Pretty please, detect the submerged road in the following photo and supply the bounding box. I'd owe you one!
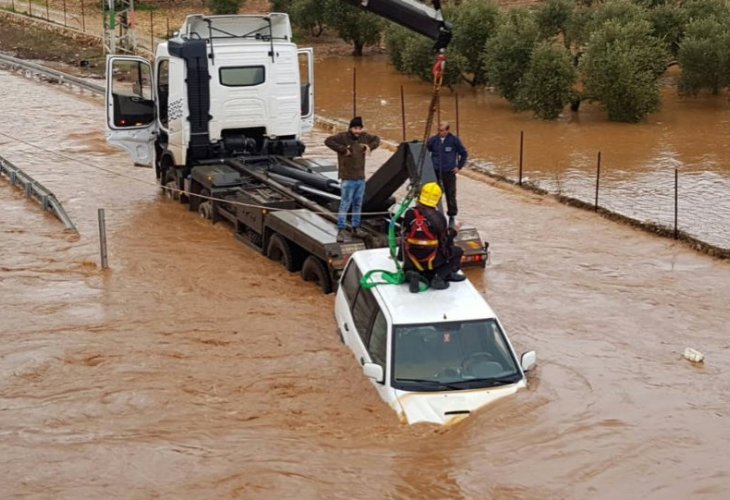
[1,69,729,498]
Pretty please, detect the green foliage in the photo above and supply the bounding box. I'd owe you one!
[535,0,575,44]
[516,41,577,119]
[482,8,540,102]
[207,0,244,15]
[322,0,384,56]
[579,20,669,122]
[447,0,500,86]
[677,17,730,95]
[290,0,326,37]
[587,0,649,33]
[682,0,730,22]
[649,4,688,58]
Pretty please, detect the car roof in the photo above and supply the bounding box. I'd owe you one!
[352,248,497,325]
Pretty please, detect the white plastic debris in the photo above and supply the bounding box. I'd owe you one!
[683,347,704,363]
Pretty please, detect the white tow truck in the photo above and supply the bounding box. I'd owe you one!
[104,3,486,293]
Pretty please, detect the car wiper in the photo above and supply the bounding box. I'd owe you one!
[458,374,522,387]
[395,378,464,390]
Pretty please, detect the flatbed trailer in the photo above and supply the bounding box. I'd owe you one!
[181,142,488,293]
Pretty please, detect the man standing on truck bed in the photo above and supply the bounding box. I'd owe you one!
[325,117,381,243]
[427,121,468,229]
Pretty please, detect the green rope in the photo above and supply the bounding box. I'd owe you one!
[360,193,413,289]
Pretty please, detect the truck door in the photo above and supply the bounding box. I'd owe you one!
[298,48,314,133]
[105,55,157,167]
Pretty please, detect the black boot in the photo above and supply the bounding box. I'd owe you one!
[430,275,450,290]
[447,270,466,282]
[406,271,421,293]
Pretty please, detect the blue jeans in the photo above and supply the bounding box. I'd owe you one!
[338,179,365,230]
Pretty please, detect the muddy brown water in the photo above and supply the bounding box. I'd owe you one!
[2,69,730,498]
[316,55,730,250]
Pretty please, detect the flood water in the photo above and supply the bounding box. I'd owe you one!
[315,55,730,250]
[2,68,730,498]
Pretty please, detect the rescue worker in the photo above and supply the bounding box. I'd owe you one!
[325,116,381,243]
[426,121,468,229]
[401,182,466,292]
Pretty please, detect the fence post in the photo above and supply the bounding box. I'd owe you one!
[45,0,49,20]
[166,17,170,38]
[400,85,406,142]
[674,168,678,240]
[518,131,524,186]
[63,0,67,26]
[27,0,31,16]
[11,0,14,14]
[595,151,601,210]
[150,11,154,52]
[81,0,85,32]
[98,208,108,269]
[455,92,460,137]
[352,66,357,118]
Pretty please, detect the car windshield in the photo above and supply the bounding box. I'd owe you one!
[392,319,521,391]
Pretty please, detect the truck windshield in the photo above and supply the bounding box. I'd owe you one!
[392,320,520,391]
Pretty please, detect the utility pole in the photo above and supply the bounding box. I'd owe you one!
[102,0,137,54]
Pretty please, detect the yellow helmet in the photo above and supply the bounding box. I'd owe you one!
[418,182,442,208]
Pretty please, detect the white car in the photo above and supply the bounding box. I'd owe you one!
[334,248,536,425]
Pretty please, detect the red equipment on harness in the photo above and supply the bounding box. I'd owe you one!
[404,208,439,271]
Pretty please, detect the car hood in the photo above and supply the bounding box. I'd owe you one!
[395,382,524,425]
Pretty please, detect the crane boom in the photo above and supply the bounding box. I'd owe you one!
[339,0,453,51]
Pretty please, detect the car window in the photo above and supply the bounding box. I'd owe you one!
[368,310,388,367]
[340,260,362,306]
[352,286,378,346]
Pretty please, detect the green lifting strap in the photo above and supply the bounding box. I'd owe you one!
[360,194,411,289]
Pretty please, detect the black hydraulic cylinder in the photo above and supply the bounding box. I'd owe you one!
[268,164,340,193]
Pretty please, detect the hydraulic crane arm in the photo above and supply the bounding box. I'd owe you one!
[339,0,453,51]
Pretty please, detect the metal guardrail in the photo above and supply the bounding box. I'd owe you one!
[0,52,104,95]
[0,154,78,232]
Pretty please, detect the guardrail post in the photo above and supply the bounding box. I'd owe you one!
[98,208,109,269]
[595,151,601,210]
[674,168,679,240]
[518,131,524,186]
[400,85,406,142]
[352,66,357,117]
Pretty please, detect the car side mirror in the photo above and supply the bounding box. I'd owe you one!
[521,351,536,372]
[363,362,384,383]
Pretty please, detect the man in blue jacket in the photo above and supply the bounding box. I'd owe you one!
[426,121,468,229]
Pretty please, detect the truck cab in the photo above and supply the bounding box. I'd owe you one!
[335,248,536,425]
[105,13,314,178]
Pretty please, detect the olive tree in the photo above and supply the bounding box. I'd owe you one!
[448,0,500,86]
[648,4,688,59]
[678,17,730,95]
[482,8,540,102]
[290,0,327,37]
[322,0,384,56]
[579,19,669,122]
[516,41,577,120]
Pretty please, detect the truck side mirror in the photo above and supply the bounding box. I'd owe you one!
[363,363,384,383]
[521,351,536,372]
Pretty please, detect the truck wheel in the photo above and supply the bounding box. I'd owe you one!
[301,256,332,294]
[198,189,212,219]
[163,170,179,201]
[266,234,302,272]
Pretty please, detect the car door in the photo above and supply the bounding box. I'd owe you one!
[297,48,314,133]
[105,55,157,167]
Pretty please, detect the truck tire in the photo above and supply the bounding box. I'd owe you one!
[301,256,332,294]
[266,234,302,272]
